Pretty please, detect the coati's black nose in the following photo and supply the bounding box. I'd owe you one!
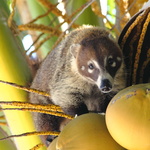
[100,79,112,93]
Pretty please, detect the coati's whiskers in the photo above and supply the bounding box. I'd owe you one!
[0,107,73,120]
[0,131,59,141]
[0,80,50,97]
[0,101,62,112]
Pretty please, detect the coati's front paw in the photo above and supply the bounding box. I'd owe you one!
[63,102,89,116]
[46,135,58,146]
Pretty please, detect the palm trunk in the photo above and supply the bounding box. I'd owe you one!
[0,0,46,149]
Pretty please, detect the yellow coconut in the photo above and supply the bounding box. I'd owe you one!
[55,113,125,150]
[106,83,150,150]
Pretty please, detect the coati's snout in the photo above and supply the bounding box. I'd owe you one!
[96,73,113,93]
[100,79,112,93]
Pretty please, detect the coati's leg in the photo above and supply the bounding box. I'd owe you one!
[35,113,67,146]
[37,102,89,146]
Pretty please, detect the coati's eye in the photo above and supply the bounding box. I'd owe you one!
[108,58,116,67]
[88,63,94,70]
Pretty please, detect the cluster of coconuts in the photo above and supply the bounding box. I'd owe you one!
[48,83,150,150]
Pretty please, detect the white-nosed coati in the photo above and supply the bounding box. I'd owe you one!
[30,26,126,145]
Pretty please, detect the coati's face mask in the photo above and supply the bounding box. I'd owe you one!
[71,37,123,93]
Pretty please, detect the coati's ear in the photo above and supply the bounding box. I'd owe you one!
[108,33,115,41]
[69,44,82,58]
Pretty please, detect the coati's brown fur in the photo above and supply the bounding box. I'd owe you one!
[30,26,126,145]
